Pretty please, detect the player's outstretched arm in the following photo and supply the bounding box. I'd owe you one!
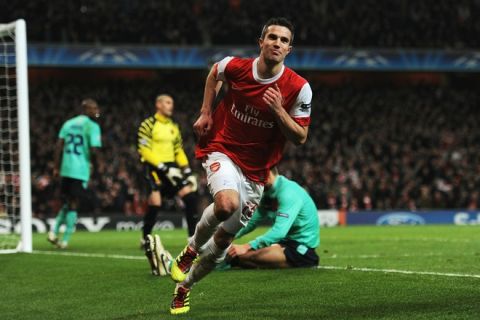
[235,207,265,239]
[263,84,308,145]
[193,64,221,137]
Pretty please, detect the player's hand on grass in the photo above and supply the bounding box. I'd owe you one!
[263,84,284,114]
[228,244,252,258]
[193,111,213,137]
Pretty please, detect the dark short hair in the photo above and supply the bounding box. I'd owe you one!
[260,17,295,44]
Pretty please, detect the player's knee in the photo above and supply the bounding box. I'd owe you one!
[177,186,191,198]
[214,193,239,221]
[148,192,161,206]
[149,199,161,207]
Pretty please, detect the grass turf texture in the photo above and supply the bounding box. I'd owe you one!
[1,225,479,319]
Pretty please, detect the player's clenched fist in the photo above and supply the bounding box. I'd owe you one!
[193,111,213,137]
[263,83,284,114]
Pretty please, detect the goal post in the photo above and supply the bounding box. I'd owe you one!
[0,19,32,253]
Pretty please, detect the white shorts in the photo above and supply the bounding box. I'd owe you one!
[202,152,264,234]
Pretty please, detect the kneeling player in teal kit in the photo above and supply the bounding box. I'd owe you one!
[161,168,319,270]
[47,99,102,249]
[226,167,320,268]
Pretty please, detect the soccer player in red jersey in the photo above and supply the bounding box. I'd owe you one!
[167,17,313,314]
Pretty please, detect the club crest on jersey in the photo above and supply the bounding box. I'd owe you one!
[210,162,221,172]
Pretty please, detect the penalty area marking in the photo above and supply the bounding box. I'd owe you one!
[317,265,480,279]
[31,250,480,279]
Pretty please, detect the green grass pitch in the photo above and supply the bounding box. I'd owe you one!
[2,225,479,319]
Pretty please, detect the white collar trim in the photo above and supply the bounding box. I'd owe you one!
[252,57,285,84]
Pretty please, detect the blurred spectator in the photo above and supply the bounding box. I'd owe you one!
[282,84,480,211]
[2,0,480,48]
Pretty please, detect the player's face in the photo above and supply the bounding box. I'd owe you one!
[259,25,292,64]
[86,104,100,119]
[156,97,174,117]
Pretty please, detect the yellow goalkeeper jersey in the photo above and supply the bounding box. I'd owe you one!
[137,113,189,168]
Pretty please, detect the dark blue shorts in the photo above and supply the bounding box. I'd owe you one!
[279,239,319,268]
[60,177,86,201]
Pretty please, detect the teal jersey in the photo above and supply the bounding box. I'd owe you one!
[236,175,320,250]
[58,115,102,182]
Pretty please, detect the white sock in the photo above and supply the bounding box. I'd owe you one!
[182,236,227,288]
[189,203,220,252]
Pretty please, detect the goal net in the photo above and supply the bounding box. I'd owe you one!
[0,19,32,253]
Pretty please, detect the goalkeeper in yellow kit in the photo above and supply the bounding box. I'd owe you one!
[137,94,199,276]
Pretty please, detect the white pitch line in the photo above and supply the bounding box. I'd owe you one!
[327,237,477,243]
[32,250,145,260]
[326,252,474,259]
[317,265,480,279]
[31,250,480,280]
[375,237,474,243]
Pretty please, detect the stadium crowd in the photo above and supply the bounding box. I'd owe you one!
[29,78,480,217]
[2,0,480,48]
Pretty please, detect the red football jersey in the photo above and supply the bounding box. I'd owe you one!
[196,56,313,183]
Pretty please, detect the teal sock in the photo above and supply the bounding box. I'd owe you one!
[62,211,78,243]
[53,206,67,236]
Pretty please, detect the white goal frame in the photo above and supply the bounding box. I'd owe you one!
[0,19,32,253]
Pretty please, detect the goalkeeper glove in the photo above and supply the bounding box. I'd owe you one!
[182,167,198,192]
[157,163,183,186]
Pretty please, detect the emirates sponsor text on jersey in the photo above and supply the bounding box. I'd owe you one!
[230,103,274,129]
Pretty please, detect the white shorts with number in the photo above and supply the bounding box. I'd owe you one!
[202,152,264,234]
